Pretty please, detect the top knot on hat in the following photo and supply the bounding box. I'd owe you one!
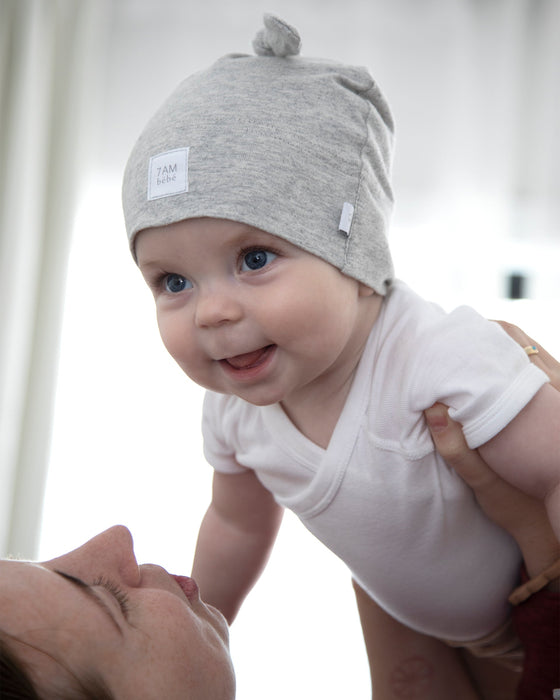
[252,14,301,57]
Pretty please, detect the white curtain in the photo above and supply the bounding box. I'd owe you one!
[0,0,108,557]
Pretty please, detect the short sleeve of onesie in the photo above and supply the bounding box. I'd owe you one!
[406,303,548,448]
[202,392,249,475]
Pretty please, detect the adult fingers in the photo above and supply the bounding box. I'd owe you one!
[494,320,560,391]
[424,403,501,491]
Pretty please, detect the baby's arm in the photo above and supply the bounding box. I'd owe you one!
[478,382,560,542]
[192,469,283,623]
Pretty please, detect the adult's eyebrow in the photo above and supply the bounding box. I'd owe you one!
[54,570,124,636]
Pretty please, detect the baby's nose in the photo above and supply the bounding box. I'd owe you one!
[194,286,243,328]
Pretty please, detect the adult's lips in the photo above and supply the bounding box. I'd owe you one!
[172,575,199,602]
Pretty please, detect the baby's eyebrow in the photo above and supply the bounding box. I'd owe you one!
[54,570,123,636]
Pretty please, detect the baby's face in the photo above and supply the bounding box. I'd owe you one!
[136,217,378,409]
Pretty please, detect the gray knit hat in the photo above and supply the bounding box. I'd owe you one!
[122,14,395,294]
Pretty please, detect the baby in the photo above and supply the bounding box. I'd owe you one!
[122,14,559,670]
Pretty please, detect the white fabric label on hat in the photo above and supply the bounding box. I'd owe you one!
[147,148,189,200]
[338,202,354,236]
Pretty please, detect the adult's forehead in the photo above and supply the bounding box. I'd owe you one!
[0,561,60,631]
[0,561,104,645]
[0,563,85,697]
[0,559,120,693]
[0,560,47,599]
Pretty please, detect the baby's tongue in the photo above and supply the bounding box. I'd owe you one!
[227,347,267,369]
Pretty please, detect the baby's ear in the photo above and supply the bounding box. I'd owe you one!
[358,283,376,297]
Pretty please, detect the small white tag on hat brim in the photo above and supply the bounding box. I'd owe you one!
[338,202,354,236]
[148,147,189,200]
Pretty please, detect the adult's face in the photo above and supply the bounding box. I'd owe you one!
[0,525,235,699]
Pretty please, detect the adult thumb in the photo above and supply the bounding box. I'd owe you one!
[424,403,492,489]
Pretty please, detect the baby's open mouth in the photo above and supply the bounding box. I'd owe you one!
[224,345,275,370]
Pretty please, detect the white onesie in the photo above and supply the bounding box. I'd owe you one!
[202,281,548,641]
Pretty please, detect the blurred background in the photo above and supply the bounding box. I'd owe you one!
[1,1,559,697]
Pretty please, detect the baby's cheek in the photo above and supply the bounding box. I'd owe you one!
[157,316,185,357]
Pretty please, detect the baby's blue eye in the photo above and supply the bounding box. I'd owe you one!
[241,249,277,271]
[164,274,192,293]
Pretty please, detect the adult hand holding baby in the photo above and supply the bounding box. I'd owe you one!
[425,321,560,581]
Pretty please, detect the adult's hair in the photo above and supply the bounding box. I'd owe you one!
[0,634,115,700]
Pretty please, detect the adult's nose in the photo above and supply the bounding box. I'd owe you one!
[45,525,141,586]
